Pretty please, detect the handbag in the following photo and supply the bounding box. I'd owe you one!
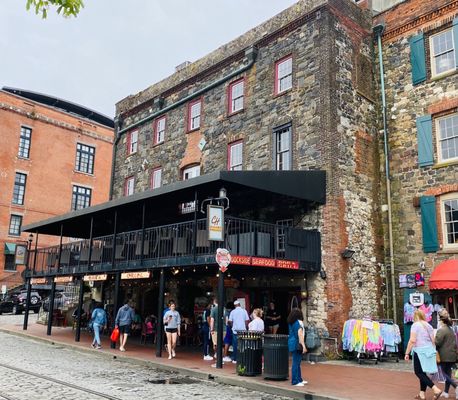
[110,327,120,342]
[296,343,303,352]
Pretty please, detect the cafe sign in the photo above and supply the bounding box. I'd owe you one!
[31,277,47,285]
[15,245,27,265]
[121,271,151,280]
[83,274,107,282]
[54,276,73,283]
[208,205,224,242]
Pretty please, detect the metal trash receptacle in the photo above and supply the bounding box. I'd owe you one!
[236,331,263,376]
[263,334,289,380]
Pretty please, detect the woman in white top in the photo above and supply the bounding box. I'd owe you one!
[248,308,265,332]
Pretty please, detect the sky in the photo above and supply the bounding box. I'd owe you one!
[0,1,298,118]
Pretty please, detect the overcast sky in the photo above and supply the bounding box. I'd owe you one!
[0,1,298,118]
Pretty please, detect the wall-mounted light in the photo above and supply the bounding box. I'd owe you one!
[341,248,356,259]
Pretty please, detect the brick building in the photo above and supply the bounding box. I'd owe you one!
[0,88,114,290]
[373,0,458,328]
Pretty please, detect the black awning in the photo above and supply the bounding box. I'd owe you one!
[23,170,325,238]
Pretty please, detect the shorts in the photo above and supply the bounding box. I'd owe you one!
[269,324,279,330]
[119,325,131,335]
[224,326,232,345]
[166,328,178,333]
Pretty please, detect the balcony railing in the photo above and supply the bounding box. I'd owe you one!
[29,217,321,276]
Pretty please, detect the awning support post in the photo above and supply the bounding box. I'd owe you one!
[46,279,56,336]
[141,203,146,266]
[156,268,165,357]
[75,277,85,342]
[87,217,94,272]
[32,231,39,275]
[22,277,32,331]
[216,270,225,368]
[192,191,198,262]
[110,271,121,349]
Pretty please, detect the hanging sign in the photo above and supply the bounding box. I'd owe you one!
[216,248,231,273]
[83,274,107,282]
[15,245,27,265]
[31,277,47,285]
[54,276,73,283]
[121,271,151,280]
[208,205,224,241]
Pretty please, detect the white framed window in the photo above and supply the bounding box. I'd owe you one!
[71,185,92,210]
[436,113,458,162]
[155,116,166,144]
[228,141,243,171]
[75,143,95,174]
[9,214,22,236]
[274,124,292,170]
[441,193,458,249]
[275,55,293,94]
[125,176,135,196]
[182,165,200,180]
[430,29,456,77]
[127,130,138,155]
[151,167,162,189]
[229,79,244,114]
[188,99,201,131]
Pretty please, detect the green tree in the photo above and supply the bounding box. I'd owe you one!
[26,0,84,18]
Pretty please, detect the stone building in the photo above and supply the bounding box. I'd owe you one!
[0,88,114,290]
[374,0,458,325]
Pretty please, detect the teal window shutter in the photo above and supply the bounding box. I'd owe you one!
[420,196,439,253]
[416,115,433,167]
[409,33,426,85]
[453,18,458,68]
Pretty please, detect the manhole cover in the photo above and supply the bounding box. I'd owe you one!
[147,377,197,384]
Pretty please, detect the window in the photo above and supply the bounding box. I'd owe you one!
[12,172,27,205]
[228,141,243,170]
[276,219,293,252]
[275,55,293,94]
[151,167,162,189]
[9,215,22,236]
[182,165,200,180]
[430,29,456,77]
[4,255,16,271]
[437,113,458,162]
[125,176,135,196]
[274,124,292,170]
[441,193,458,249]
[71,185,92,210]
[127,130,138,155]
[188,99,201,131]
[18,126,31,158]
[75,143,95,174]
[228,79,244,114]
[154,117,166,144]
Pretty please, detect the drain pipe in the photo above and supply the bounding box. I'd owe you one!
[374,24,397,324]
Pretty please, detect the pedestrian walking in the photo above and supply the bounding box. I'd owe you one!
[436,309,458,399]
[210,297,226,360]
[202,303,212,360]
[404,309,442,400]
[287,308,307,386]
[248,308,265,332]
[90,302,107,349]
[222,302,233,362]
[115,299,135,352]
[228,300,249,363]
[163,300,181,360]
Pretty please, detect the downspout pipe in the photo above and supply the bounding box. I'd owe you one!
[374,24,397,324]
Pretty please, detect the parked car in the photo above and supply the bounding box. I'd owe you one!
[42,292,73,312]
[0,291,42,315]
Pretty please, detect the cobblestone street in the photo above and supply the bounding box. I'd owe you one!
[0,315,287,400]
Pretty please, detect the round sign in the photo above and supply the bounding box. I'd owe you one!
[216,248,231,272]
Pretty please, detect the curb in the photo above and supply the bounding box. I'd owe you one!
[0,327,347,400]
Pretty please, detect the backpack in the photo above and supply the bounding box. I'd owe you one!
[305,326,320,349]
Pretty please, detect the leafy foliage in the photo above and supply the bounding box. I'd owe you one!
[26,0,84,18]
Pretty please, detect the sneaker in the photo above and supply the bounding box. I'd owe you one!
[119,347,125,352]
[223,356,232,362]
[172,350,176,358]
[168,355,172,360]
[91,343,96,349]
[301,380,308,385]
[232,360,237,364]
[440,393,449,398]
[203,355,213,361]
[96,345,102,350]
[293,382,305,387]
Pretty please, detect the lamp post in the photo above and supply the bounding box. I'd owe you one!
[23,233,34,330]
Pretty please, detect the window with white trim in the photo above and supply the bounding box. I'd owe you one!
[127,130,138,155]
[229,79,244,114]
[9,214,22,236]
[441,193,458,249]
[18,126,31,158]
[188,100,201,131]
[275,56,293,94]
[155,117,166,144]
[182,165,200,180]
[436,113,458,162]
[228,141,243,171]
[12,172,27,205]
[75,143,95,174]
[71,185,92,210]
[151,168,162,189]
[125,176,135,196]
[430,29,456,77]
[274,124,292,170]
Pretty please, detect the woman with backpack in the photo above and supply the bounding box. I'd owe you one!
[90,302,107,349]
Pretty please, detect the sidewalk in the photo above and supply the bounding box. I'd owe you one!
[0,322,437,400]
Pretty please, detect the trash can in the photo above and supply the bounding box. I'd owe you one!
[236,331,263,376]
[263,334,289,380]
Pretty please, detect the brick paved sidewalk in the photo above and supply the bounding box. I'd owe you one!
[0,322,449,400]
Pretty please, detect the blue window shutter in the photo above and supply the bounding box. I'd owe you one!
[409,34,426,85]
[453,18,458,68]
[420,196,439,253]
[416,115,433,167]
